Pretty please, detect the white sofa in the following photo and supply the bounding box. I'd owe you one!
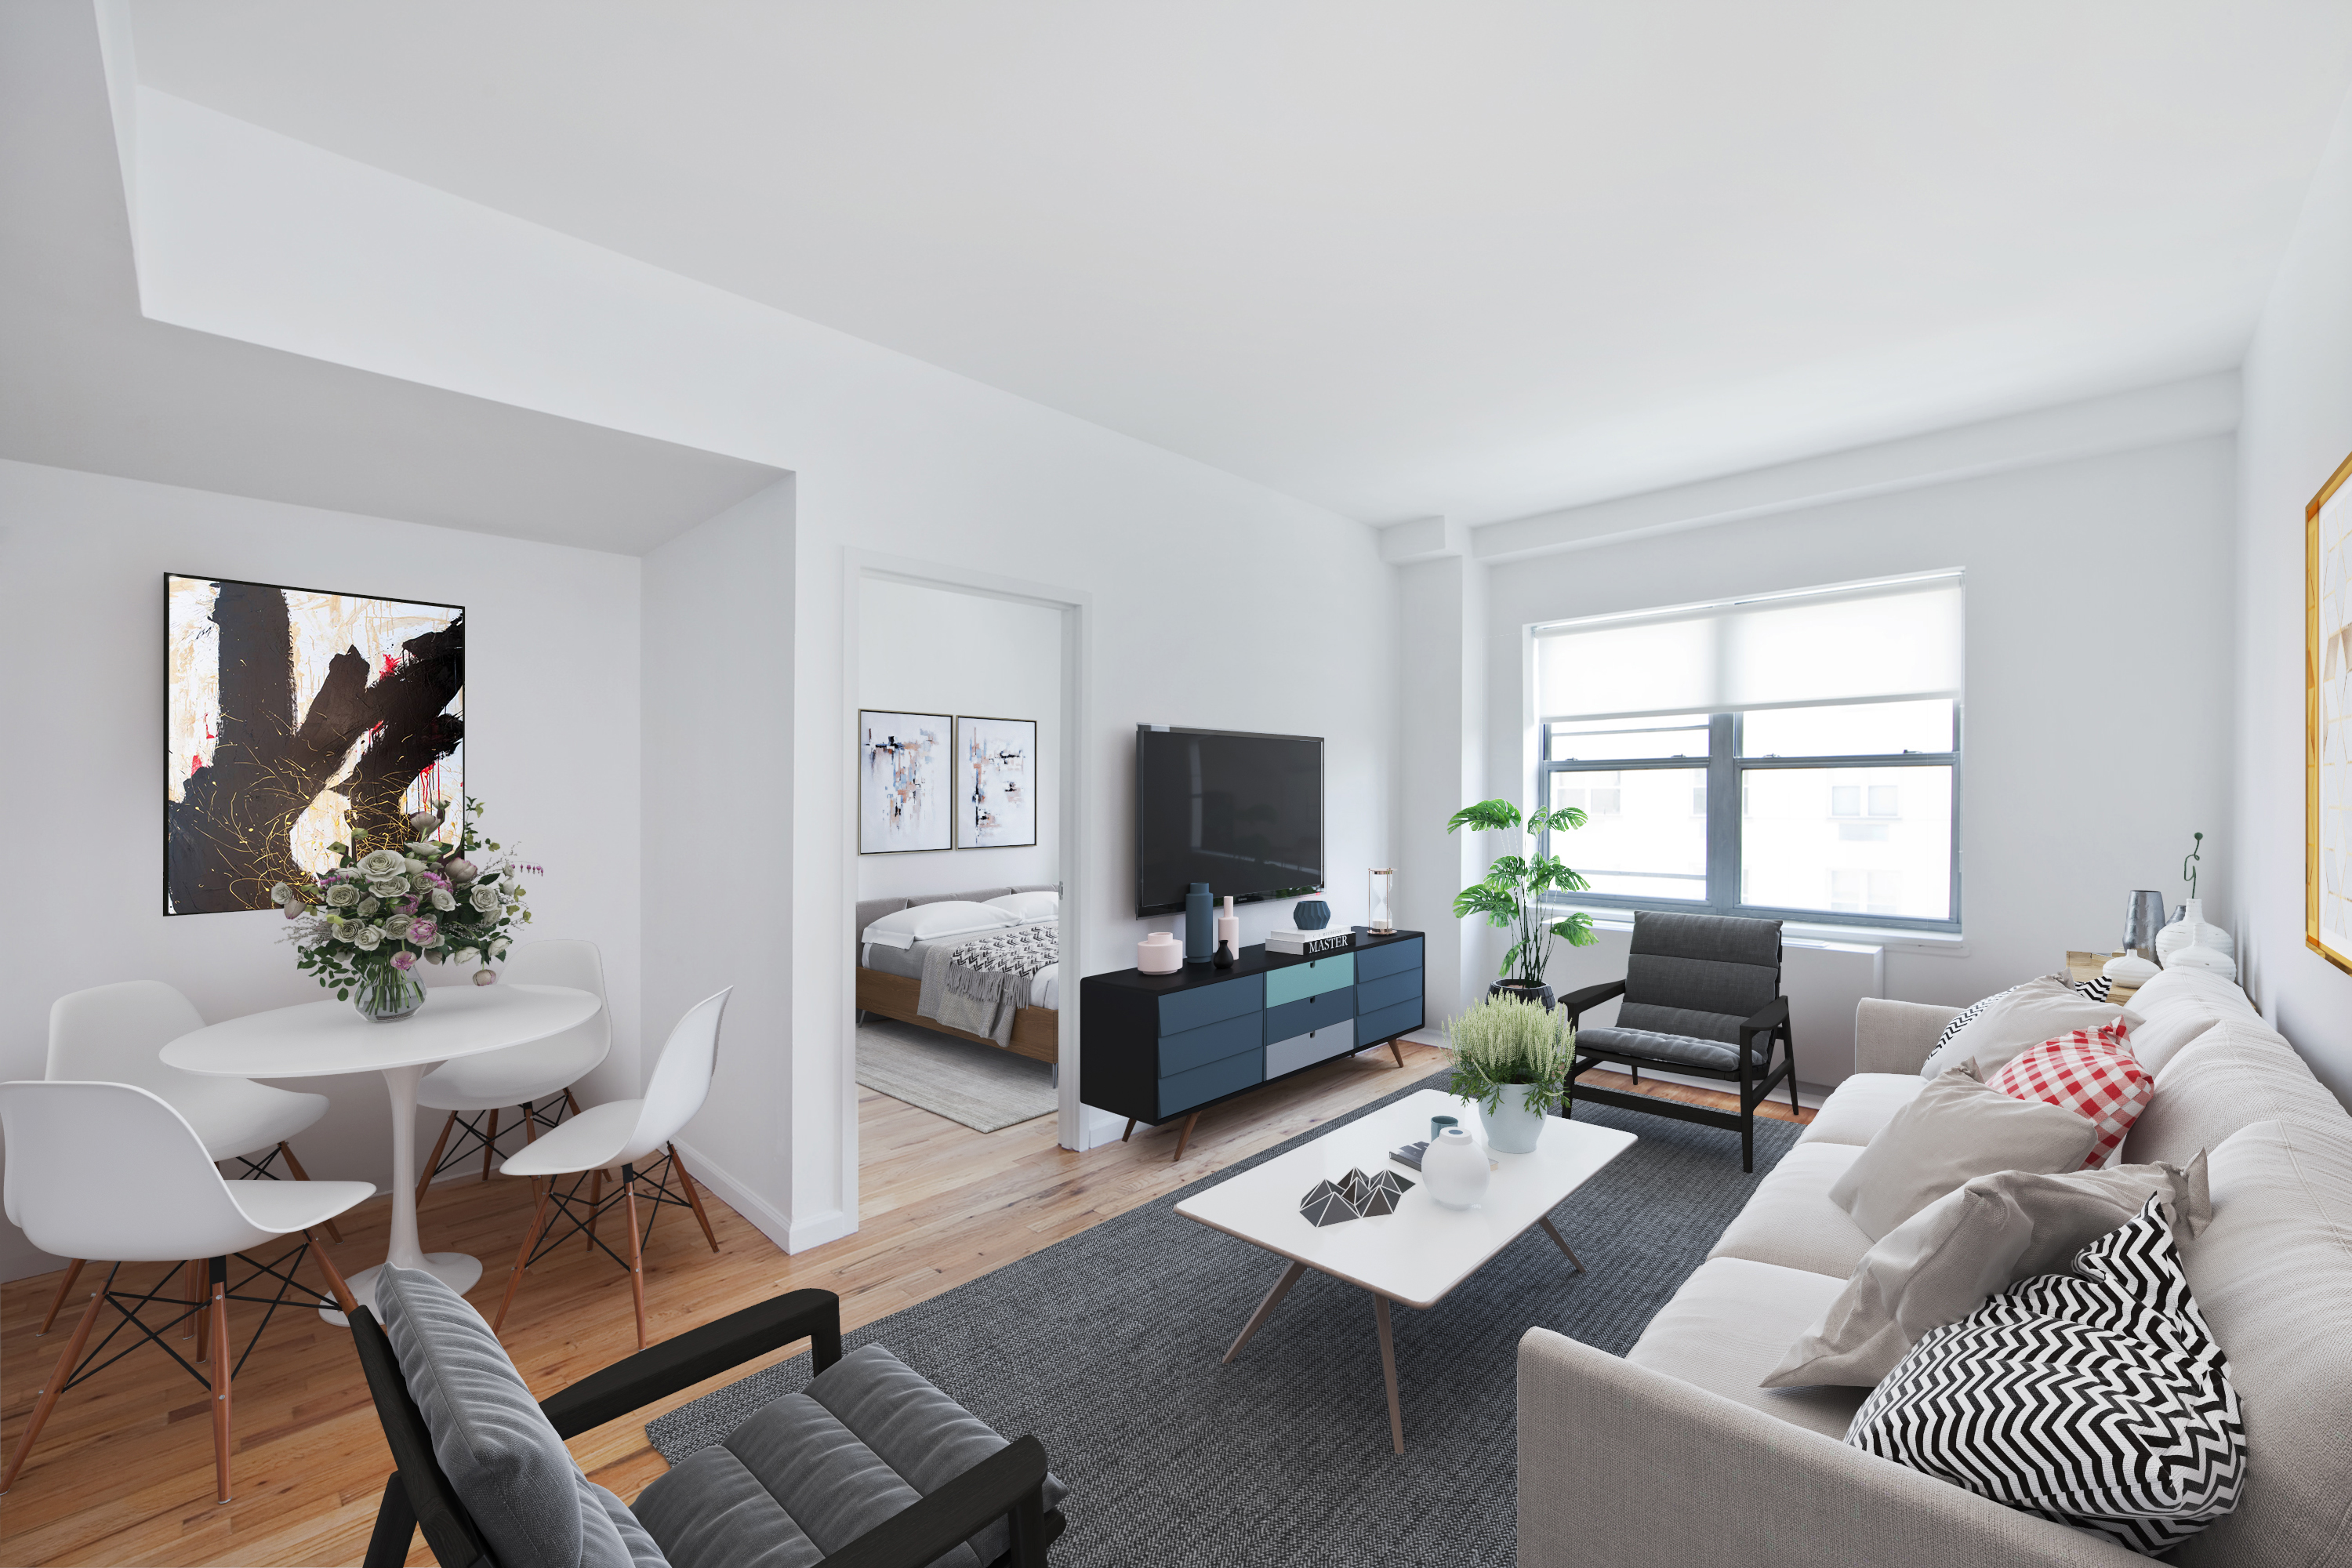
[1518,965,2352,1567]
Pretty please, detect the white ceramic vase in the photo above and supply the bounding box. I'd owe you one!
[1477,1084,1550,1155]
[1137,931,1183,975]
[2158,898,2234,967]
[2169,943,2238,980]
[1421,1126,1490,1209]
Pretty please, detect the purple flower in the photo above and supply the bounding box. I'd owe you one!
[408,918,440,946]
[390,950,417,971]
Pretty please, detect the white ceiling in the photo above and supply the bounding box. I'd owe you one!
[113,2,2352,526]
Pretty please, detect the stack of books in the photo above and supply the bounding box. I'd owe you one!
[1265,927,1353,956]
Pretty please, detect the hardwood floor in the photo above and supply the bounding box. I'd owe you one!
[0,1044,1805,1566]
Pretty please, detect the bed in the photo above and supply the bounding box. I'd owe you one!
[855,884,1062,1064]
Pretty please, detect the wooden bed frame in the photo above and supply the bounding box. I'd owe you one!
[855,966,1060,1065]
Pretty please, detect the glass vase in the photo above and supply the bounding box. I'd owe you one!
[354,966,426,1022]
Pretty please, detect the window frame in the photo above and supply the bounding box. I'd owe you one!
[1538,706,1962,934]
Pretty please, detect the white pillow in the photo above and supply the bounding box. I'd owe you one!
[1917,975,2143,1080]
[859,900,1022,950]
[985,891,1059,923]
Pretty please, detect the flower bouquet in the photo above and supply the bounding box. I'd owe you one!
[275,796,536,1021]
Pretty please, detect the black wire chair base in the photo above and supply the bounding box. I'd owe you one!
[60,1243,333,1397]
[420,1093,579,1192]
[523,1149,702,1276]
[227,1145,290,1181]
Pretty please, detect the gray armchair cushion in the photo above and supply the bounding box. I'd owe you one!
[1614,911,1783,1047]
[1577,1025,1764,1073]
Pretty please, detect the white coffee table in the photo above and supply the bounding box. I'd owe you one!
[1175,1087,1636,1453]
[161,983,602,1322]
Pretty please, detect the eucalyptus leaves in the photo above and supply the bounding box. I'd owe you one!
[1446,797,1599,985]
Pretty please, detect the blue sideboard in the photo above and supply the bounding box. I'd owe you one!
[1080,929,1425,1158]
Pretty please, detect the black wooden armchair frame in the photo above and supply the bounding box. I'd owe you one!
[354,1287,1062,1568]
[1559,980,1797,1171]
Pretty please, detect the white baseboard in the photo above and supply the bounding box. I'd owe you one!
[666,1137,831,1255]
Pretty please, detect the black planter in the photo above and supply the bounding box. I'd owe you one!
[1488,980,1556,1011]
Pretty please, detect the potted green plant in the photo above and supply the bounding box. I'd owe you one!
[1446,797,1599,1008]
[1447,993,1574,1153]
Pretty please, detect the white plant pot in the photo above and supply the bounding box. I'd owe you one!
[1421,1127,1491,1209]
[2158,898,2234,966]
[1477,1085,1551,1155]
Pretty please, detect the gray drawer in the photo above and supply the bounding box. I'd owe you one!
[1356,969,1421,1015]
[1266,1025,1353,1080]
[1159,1012,1262,1078]
[1265,986,1355,1044]
[1157,974,1264,1036]
[1355,936,1424,983]
[1356,996,1423,1049]
[1159,1047,1262,1117]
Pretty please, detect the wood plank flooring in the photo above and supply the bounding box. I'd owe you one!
[0,1045,1805,1566]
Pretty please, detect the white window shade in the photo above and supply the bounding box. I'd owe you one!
[1536,572,1962,723]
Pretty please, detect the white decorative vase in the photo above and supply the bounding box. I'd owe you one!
[1137,931,1183,975]
[1477,1084,1550,1155]
[2158,898,2234,967]
[2169,943,2238,980]
[1421,1126,1490,1209]
[2101,953,2160,985]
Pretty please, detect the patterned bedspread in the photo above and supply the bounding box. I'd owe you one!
[917,922,1059,1047]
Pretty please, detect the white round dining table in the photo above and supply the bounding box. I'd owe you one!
[161,983,603,1323]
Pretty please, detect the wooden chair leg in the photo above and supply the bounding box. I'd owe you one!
[586,1169,604,1253]
[479,1109,500,1181]
[274,1143,343,1243]
[416,1113,458,1210]
[1,1282,103,1494]
[622,1167,649,1350]
[36,1259,83,1335]
[670,1144,720,1252]
[494,1183,553,1334]
[209,1259,232,1503]
[564,1088,583,1116]
[305,1229,359,1316]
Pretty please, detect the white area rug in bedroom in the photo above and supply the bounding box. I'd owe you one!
[855,1017,1056,1133]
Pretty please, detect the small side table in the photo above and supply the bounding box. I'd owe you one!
[2064,951,2144,1007]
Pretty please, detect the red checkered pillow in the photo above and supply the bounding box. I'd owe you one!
[1985,1023,2152,1167]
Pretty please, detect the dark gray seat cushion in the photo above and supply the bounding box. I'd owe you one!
[632,1345,1068,1568]
[1576,1025,1762,1073]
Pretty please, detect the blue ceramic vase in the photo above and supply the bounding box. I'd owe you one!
[1185,882,1215,966]
[1293,898,1330,931]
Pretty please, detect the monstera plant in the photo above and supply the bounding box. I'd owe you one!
[1447,798,1599,1006]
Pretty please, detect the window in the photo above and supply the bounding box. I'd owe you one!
[1534,573,1962,932]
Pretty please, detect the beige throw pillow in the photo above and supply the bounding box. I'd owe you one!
[1826,1066,2100,1240]
[1765,1153,2210,1388]
[1918,976,2143,1080]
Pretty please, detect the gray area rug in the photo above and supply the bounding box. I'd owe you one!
[856,1016,1055,1133]
[649,1076,1802,1566]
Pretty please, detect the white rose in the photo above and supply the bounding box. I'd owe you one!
[430,888,456,912]
[470,885,503,913]
[405,857,427,874]
[370,875,411,897]
[357,848,405,878]
[453,947,480,967]
[327,883,360,907]
[359,897,381,916]
[352,926,383,951]
[488,940,510,959]
[270,882,290,906]
[382,915,414,942]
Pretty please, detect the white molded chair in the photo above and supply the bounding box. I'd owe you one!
[38,981,343,1334]
[493,988,730,1348]
[0,1082,372,1503]
[414,940,612,1208]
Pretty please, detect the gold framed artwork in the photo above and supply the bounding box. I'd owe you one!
[2307,448,2352,973]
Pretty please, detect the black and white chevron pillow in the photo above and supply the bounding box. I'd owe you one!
[1847,1196,2244,1555]
[1933,975,2112,1054]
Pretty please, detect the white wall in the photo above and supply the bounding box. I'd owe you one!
[0,457,643,1282]
[2233,85,2352,1106]
[856,578,1061,899]
[1467,433,2238,1030]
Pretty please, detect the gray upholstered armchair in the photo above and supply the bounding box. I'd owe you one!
[1557,910,1795,1171]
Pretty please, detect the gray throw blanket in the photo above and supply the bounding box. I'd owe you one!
[918,923,1058,1046]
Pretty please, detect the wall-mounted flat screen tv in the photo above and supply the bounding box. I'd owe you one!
[1136,726,1323,916]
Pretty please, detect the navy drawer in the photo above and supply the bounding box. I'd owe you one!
[1159,1048,1262,1117]
[1265,986,1355,1043]
[1158,974,1263,1036]
[1356,969,1421,1015]
[1159,1012,1263,1078]
[1355,936,1424,983]
[1356,996,1423,1048]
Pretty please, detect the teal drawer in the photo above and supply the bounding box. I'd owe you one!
[1157,974,1263,1036]
[1160,1012,1262,1078]
[1265,987,1354,1043]
[1159,1048,1262,1117]
[1356,996,1423,1048]
[1264,953,1355,1009]
[1356,970,1421,1015]
[1355,936,1423,983]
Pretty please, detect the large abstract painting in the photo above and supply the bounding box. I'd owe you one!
[2309,452,2352,971]
[166,574,464,915]
[860,710,951,853]
[956,715,1037,849]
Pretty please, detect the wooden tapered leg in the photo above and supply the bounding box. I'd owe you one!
[494,1183,553,1334]
[1537,1214,1585,1274]
[304,1229,360,1315]
[36,1259,83,1335]
[1223,1259,1308,1364]
[416,1114,457,1210]
[670,1144,720,1252]
[1121,1118,1135,1142]
[564,1088,583,1118]
[209,1260,232,1503]
[586,1169,603,1253]
[479,1109,500,1181]
[275,1143,343,1243]
[1172,1111,1200,1162]
[1373,1294,1405,1454]
[2,1283,102,1494]
[622,1167,649,1350]
[1388,1037,1406,1069]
